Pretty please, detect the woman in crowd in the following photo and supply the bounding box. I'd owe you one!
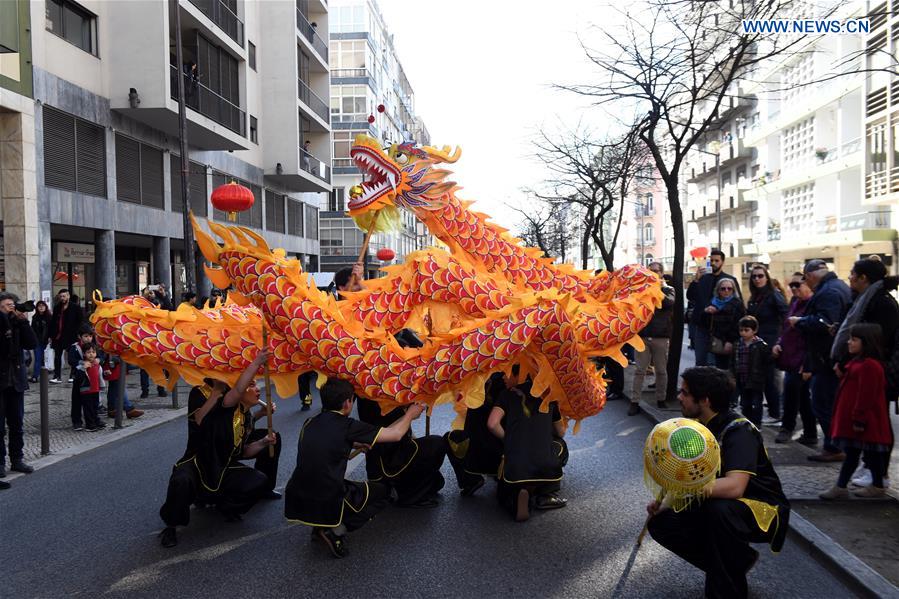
[705,278,745,370]
[746,264,788,423]
[30,300,52,383]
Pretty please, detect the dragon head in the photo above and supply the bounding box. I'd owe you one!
[347,134,460,216]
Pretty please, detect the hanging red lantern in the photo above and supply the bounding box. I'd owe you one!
[377,104,385,113]
[54,271,68,281]
[367,114,376,124]
[689,247,710,259]
[376,248,395,261]
[211,181,254,222]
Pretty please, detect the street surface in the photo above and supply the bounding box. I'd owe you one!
[2,391,853,598]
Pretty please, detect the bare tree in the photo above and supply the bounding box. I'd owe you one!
[559,0,841,402]
[510,195,577,262]
[532,124,647,270]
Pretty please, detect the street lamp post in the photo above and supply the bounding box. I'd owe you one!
[173,0,196,294]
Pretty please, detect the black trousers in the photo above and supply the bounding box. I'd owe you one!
[391,435,446,506]
[738,387,763,428]
[648,499,771,599]
[445,430,486,491]
[781,371,816,437]
[72,391,101,428]
[344,481,390,532]
[158,430,281,526]
[0,387,25,462]
[602,358,625,395]
[298,371,315,405]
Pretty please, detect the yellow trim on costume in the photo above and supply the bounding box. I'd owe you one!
[380,437,419,478]
[497,455,562,484]
[286,500,346,528]
[345,481,370,513]
[726,470,757,476]
[737,497,780,536]
[369,427,384,447]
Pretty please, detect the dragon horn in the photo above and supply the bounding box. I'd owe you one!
[206,219,238,249]
[423,145,461,164]
[191,213,223,263]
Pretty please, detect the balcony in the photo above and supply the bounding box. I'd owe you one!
[170,65,246,137]
[187,0,244,47]
[296,7,328,62]
[301,147,331,184]
[298,78,329,124]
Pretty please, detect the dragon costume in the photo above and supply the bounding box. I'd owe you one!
[90,137,662,425]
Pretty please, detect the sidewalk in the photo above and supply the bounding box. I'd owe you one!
[625,337,899,597]
[6,369,186,478]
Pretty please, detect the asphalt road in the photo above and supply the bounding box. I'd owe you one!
[2,392,853,598]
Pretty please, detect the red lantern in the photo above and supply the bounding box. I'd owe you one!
[54,271,67,281]
[211,181,254,222]
[376,248,395,261]
[377,104,385,113]
[367,114,376,124]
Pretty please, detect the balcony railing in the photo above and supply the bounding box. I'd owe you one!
[187,0,244,46]
[298,79,329,123]
[170,65,246,136]
[331,68,371,78]
[301,148,331,183]
[840,211,891,231]
[296,8,328,61]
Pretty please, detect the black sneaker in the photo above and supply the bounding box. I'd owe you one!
[10,461,33,474]
[86,423,107,432]
[627,403,641,416]
[796,435,818,447]
[139,391,149,399]
[0,464,5,478]
[0,480,10,490]
[159,526,177,548]
[316,528,348,558]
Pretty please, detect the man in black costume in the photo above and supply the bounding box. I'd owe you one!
[158,350,280,547]
[647,366,790,599]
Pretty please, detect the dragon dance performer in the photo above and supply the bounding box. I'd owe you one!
[488,366,569,522]
[444,372,505,496]
[284,378,425,558]
[158,350,280,548]
[356,328,447,508]
[646,367,790,599]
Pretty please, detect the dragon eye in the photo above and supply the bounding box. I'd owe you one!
[396,154,409,165]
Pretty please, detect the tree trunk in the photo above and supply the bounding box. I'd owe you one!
[665,178,685,404]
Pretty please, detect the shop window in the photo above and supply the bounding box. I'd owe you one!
[43,106,106,197]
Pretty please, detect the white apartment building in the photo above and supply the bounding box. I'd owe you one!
[322,0,432,278]
[682,1,896,284]
[0,0,329,306]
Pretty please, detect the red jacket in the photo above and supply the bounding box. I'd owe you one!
[832,357,892,446]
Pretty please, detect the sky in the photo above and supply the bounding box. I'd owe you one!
[377,0,626,231]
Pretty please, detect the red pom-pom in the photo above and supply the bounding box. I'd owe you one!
[367,114,375,123]
[377,104,385,113]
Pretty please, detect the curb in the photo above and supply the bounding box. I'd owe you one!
[2,406,187,482]
[637,398,899,599]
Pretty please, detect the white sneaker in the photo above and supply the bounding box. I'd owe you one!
[851,469,891,489]
[49,378,61,384]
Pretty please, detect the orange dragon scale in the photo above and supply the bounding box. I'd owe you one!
[91,136,662,426]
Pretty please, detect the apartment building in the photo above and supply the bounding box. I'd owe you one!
[1,0,329,307]
[322,0,432,278]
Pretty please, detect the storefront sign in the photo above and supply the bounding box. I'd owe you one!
[55,242,95,264]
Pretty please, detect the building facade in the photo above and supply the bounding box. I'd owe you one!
[0,0,329,309]
[322,0,432,278]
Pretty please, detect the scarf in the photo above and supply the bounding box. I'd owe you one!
[711,295,735,310]
[831,280,882,360]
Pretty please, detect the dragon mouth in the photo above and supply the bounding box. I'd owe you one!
[349,145,400,211]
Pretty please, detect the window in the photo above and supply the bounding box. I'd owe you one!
[305,204,319,240]
[170,155,208,216]
[198,34,239,105]
[250,116,258,144]
[115,134,164,208]
[265,191,286,233]
[329,188,345,212]
[644,193,653,212]
[248,41,256,71]
[782,183,815,233]
[43,106,106,197]
[333,131,355,161]
[331,4,367,33]
[781,117,814,168]
[330,85,369,122]
[643,224,654,243]
[46,0,98,56]
[288,198,305,236]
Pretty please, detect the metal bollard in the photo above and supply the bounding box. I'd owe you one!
[40,367,50,455]
[171,380,179,409]
[114,357,125,429]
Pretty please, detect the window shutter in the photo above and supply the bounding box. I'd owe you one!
[249,184,262,229]
[43,107,77,192]
[75,120,106,197]
[140,144,164,208]
[190,161,208,216]
[170,153,182,212]
[115,134,141,203]
[265,191,285,234]
[304,204,318,240]
[287,199,302,235]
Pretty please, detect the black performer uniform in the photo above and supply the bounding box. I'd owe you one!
[356,397,446,506]
[160,386,281,525]
[284,410,389,531]
[648,411,790,599]
[495,384,568,511]
[445,374,504,492]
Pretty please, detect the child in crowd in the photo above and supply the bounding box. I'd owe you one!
[820,323,893,499]
[487,366,568,522]
[72,343,105,432]
[284,378,425,558]
[731,316,771,427]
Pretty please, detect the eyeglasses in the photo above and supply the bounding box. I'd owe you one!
[788,282,802,289]
[751,274,766,279]
[719,287,734,291]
